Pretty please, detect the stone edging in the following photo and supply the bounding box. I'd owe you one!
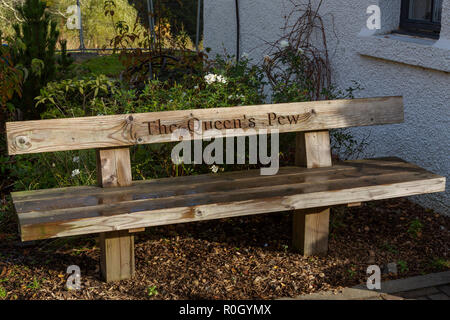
[279,271,450,300]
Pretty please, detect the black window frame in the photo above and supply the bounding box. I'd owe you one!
[399,0,442,38]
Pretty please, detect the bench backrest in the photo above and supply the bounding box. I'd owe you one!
[6,96,403,155]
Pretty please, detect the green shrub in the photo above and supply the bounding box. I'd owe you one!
[8,56,267,191]
[37,54,266,118]
[7,53,366,193]
[36,74,120,118]
[56,40,74,76]
[0,32,23,117]
[12,0,59,119]
[80,55,124,77]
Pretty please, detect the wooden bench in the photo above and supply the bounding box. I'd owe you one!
[6,96,445,282]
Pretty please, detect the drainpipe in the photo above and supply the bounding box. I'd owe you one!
[196,0,201,52]
[235,0,240,61]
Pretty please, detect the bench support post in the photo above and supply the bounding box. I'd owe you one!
[99,230,135,281]
[292,130,332,256]
[96,147,135,282]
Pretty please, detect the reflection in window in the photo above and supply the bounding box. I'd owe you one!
[408,0,442,22]
[408,0,432,21]
[400,0,442,37]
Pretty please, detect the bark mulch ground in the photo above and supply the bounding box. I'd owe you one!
[0,197,448,300]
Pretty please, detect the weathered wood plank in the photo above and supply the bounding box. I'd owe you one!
[19,169,435,225]
[99,230,135,282]
[15,159,445,241]
[293,207,330,256]
[293,130,332,255]
[15,159,439,220]
[96,147,135,282]
[18,176,445,241]
[13,159,422,213]
[96,148,132,188]
[11,157,407,202]
[295,130,332,168]
[11,157,412,206]
[6,96,403,155]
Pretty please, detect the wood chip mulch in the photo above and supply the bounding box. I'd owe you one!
[0,198,448,300]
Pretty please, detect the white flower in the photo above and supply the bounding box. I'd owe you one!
[228,94,245,100]
[298,47,304,54]
[194,85,199,89]
[204,73,227,85]
[72,156,80,163]
[204,73,216,84]
[241,52,249,59]
[280,40,289,48]
[216,74,227,84]
[71,169,80,177]
[210,165,219,173]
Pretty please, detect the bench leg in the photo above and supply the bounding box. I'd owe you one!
[293,131,332,256]
[96,147,135,282]
[292,208,330,256]
[99,230,135,282]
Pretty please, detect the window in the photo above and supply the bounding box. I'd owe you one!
[399,0,443,38]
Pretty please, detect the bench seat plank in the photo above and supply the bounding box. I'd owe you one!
[12,157,445,241]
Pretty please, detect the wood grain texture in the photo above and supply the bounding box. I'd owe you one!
[12,157,408,204]
[99,230,135,282]
[13,158,418,213]
[96,148,132,188]
[13,158,445,241]
[295,131,332,168]
[6,96,403,155]
[96,147,135,282]
[293,130,332,255]
[293,207,330,256]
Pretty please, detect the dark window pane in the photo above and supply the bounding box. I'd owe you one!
[408,0,432,21]
[399,0,442,37]
[433,0,443,22]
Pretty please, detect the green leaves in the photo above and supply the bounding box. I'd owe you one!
[31,58,44,77]
[0,32,24,112]
[36,74,119,118]
[36,55,267,120]
[9,0,60,119]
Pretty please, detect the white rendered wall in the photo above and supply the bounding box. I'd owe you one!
[204,0,449,214]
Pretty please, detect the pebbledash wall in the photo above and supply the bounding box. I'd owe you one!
[204,0,450,214]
